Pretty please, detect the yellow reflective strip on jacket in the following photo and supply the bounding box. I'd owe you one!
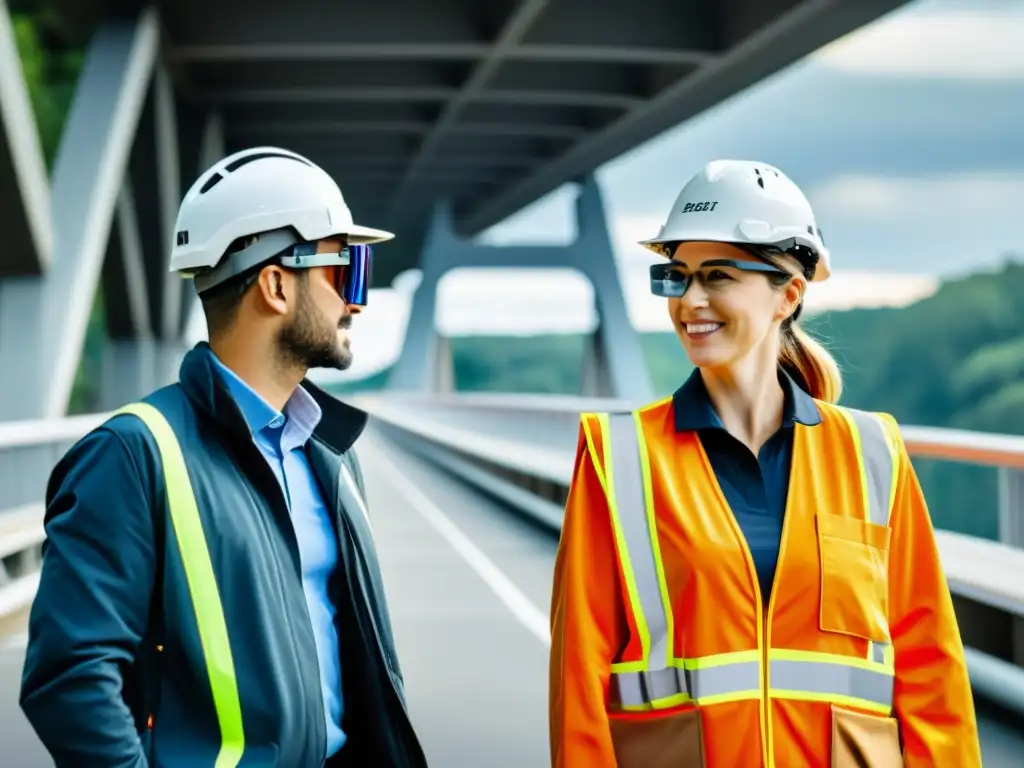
[586,413,652,665]
[611,647,894,713]
[634,411,674,670]
[116,403,245,768]
[604,412,674,672]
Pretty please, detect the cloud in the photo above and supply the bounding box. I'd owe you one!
[813,2,1024,79]
[809,171,1024,222]
[806,171,1024,274]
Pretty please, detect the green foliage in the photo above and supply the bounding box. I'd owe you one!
[11,13,82,167]
[453,334,589,394]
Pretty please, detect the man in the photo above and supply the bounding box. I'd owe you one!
[20,147,427,767]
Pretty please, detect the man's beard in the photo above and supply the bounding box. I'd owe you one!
[275,279,352,371]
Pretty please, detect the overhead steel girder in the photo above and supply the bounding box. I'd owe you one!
[0,7,160,420]
[387,175,653,402]
[0,0,52,277]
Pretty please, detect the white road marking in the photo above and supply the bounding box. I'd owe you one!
[373,450,551,647]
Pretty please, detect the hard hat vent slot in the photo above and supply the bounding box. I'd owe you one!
[224,151,311,173]
[199,174,222,194]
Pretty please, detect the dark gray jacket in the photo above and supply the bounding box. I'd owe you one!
[21,342,427,767]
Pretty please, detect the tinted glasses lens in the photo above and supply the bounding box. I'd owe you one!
[342,245,371,307]
[649,263,689,297]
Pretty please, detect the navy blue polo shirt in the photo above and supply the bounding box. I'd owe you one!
[672,368,822,602]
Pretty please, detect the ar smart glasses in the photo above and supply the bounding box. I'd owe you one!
[280,242,373,308]
[649,258,787,298]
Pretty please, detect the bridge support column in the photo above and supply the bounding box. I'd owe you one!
[388,175,652,402]
[0,9,160,420]
[0,1,52,278]
[98,338,188,412]
[580,329,614,398]
[0,6,225,418]
[97,58,204,412]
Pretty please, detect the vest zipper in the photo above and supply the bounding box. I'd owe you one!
[730,494,795,768]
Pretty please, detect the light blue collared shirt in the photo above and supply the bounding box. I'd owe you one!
[211,355,346,756]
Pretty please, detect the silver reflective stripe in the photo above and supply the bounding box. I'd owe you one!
[846,409,896,527]
[847,409,897,665]
[607,412,671,671]
[613,661,761,708]
[613,667,686,708]
[870,641,886,665]
[770,659,894,710]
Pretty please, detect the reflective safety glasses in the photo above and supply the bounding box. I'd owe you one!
[649,258,787,298]
[279,243,373,308]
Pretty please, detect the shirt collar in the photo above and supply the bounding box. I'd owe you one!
[672,367,822,433]
[209,353,322,447]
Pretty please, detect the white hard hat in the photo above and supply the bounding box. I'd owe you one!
[639,159,831,282]
[169,146,394,277]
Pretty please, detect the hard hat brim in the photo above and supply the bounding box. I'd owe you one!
[346,223,395,245]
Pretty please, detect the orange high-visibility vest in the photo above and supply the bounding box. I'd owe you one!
[549,398,981,768]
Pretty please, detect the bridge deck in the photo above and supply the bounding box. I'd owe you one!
[2,427,1022,766]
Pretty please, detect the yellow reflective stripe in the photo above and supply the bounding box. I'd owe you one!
[879,414,901,520]
[633,411,674,670]
[611,652,762,711]
[579,414,609,495]
[769,647,893,674]
[768,647,894,714]
[612,648,894,712]
[610,648,760,673]
[842,407,898,528]
[587,414,651,664]
[602,412,674,672]
[840,407,899,668]
[115,403,245,768]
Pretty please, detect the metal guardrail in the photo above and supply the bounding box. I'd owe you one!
[353,392,1024,718]
[2,395,1023,715]
[0,413,108,620]
[358,392,1024,544]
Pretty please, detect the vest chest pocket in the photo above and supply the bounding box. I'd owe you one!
[816,514,891,644]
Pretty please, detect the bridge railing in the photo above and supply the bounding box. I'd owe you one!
[1,395,1022,716]
[352,391,1024,717]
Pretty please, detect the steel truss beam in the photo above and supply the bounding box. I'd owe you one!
[387,175,652,401]
[0,1,52,277]
[0,8,162,419]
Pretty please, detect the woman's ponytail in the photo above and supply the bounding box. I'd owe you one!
[779,321,843,403]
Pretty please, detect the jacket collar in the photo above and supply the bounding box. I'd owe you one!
[178,342,368,455]
[672,366,821,433]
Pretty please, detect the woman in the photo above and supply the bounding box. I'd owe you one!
[548,160,980,767]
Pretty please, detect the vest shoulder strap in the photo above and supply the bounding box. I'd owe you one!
[837,407,900,527]
[595,410,673,673]
[112,402,246,768]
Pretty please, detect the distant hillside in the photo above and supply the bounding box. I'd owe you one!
[329,257,1023,540]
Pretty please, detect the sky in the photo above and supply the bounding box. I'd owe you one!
[185,0,1024,381]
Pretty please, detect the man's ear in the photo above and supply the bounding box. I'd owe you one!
[254,265,291,316]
